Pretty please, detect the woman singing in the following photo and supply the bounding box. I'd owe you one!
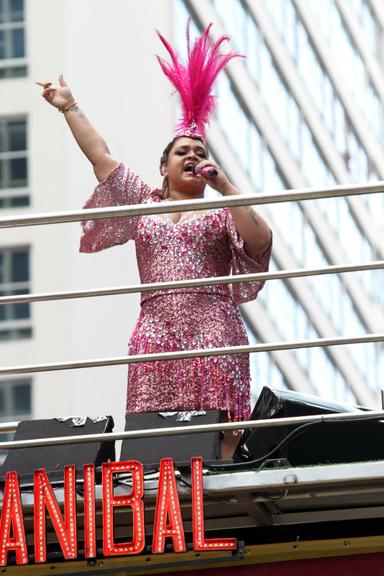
[37,25,272,458]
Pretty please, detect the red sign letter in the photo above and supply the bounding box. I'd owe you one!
[102,461,144,556]
[0,471,27,566]
[34,466,77,563]
[83,464,96,559]
[152,458,186,553]
[192,457,237,551]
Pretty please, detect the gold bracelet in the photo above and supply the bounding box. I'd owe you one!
[59,101,78,113]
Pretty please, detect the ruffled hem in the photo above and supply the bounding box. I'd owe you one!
[125,292,251,422]
[126,355,250,422]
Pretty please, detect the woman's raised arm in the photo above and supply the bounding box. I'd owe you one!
[36,75,119,182]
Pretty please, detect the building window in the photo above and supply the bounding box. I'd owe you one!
[0,378,32,463]
[0,378,31,420]
[0,247,31,340]
[0,0,26,79]
[0,117,28,208]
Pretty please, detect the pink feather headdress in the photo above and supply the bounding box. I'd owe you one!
[156,22,242,141]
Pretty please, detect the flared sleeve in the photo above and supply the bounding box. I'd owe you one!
[80,163,152,253]
[226,209,272,304]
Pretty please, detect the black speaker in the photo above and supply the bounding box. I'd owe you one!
[235,387,384,466]
[1,416,115,484]
[120,411,221,466]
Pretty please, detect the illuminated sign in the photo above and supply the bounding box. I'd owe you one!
[0,457,237,566]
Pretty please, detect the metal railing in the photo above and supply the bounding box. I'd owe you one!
[0,180,383,229]
[0,333,382,376]
[0,260,382,305]
[0,421,19,434]
[0,180,383,450]
[1,409,384,450]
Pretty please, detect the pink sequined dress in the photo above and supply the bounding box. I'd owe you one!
[80,163,271,421]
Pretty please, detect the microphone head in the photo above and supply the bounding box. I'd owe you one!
[206,167,218,177]
[193,165,218,178]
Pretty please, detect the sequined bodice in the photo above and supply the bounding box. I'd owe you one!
[135,210,233,303]
[80,163,271,305]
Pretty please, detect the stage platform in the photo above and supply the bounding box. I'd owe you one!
[3,457,384,575]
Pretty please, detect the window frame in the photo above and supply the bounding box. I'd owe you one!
[0,0,27,78]
[0,115,29,208]
[0,376,32,463]
[0,245,32,340]
[0,377,32,422]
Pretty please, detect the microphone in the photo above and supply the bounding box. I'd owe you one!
[193,164,218,178]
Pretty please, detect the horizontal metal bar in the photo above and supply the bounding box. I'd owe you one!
[0,421,19,433]
[1,409,384,450]
[0,260,382,306]
[0,180,383,229]
[0,333,382,376]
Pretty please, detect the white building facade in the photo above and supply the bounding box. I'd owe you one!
[0,0,383,437]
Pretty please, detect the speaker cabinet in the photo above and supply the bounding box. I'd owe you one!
[121,411,221,466]
[236,387,382,466]
[1,416,115,484]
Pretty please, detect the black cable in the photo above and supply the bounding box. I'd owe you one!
[207,412,384,472]
[208,420,320,472]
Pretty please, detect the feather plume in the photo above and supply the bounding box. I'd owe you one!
[156,22,242,140]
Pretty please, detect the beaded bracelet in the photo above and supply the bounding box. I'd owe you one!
[59,101,78,113]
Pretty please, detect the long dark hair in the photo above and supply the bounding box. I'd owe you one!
[159,135,208,197]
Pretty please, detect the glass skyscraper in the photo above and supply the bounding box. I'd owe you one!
[175,0,384,407]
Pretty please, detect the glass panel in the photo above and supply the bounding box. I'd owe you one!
[0,30,5,59]
[0,248,30,334]
[0,65,27,78]
[10,0,24,22]
[9,157,27,186]
[12,301,29,320]
[13,382,30,414]
[10,195,29,207]
[8,121,26,151]
[1,159,10,188]
[17,327,32,339]
[11,28,24,58]
[0,388,5,416]
[11,250,28,282]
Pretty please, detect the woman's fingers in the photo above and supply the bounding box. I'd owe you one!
[42,87,56,96]
[36,76,71,107]
[41,88,56,103]
[36,81,54,89]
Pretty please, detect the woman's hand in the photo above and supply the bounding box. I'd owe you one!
[36,74,75,111]
[36,74,118,180]
[195,161,271,257]
[193,160,232,195]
